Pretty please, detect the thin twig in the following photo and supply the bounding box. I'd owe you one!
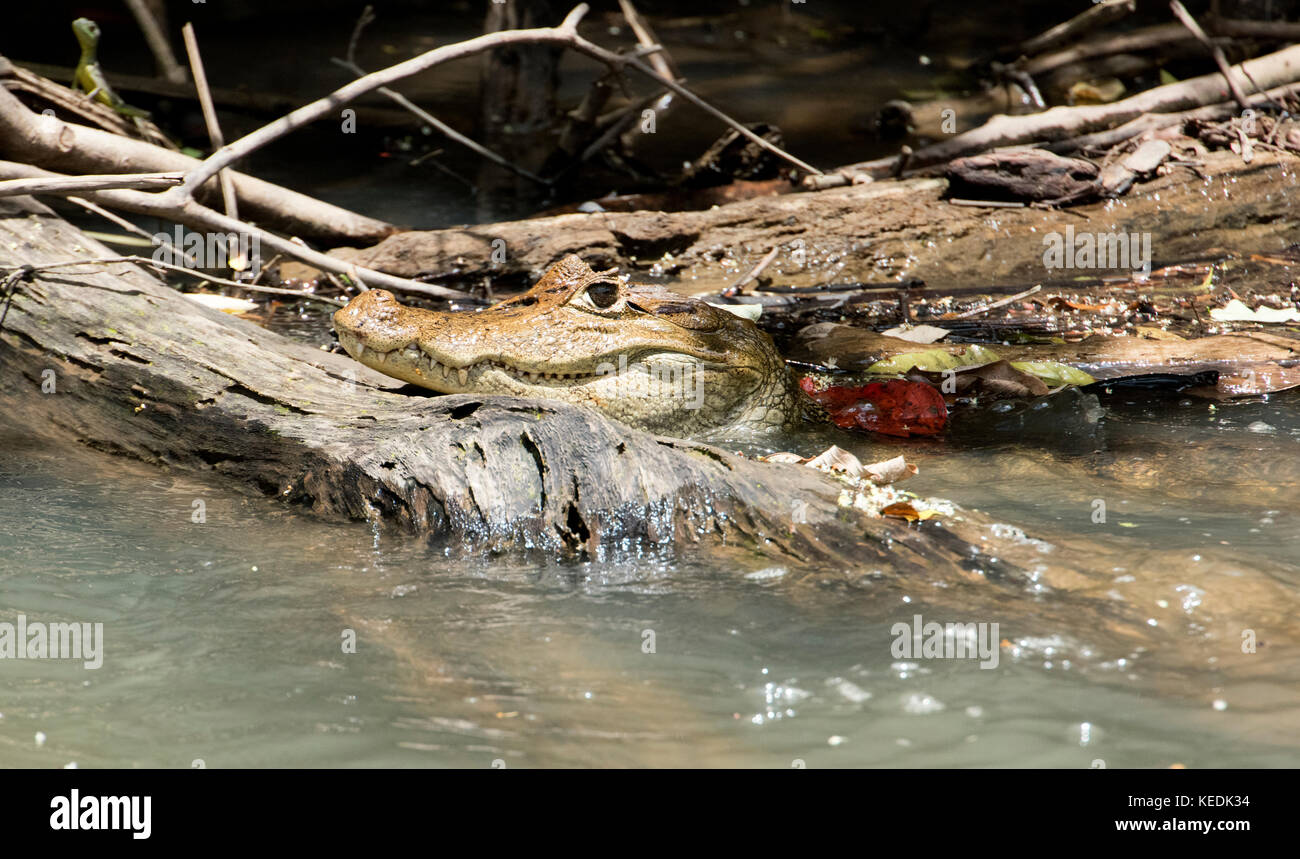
[619,0,677,81]
[182,22,243,270]
[65,195,199,266]
[953,284,1042,318]
[330,57,548,186]
[123,0,188,84]
[3,257,345,306]
[723,246,779,297]
[949,198,1027,208]
[0,171,182,198]
[346,5,377,67]
[1170,0,1251,111]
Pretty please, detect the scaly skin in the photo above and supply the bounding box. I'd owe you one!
[332,255,803,436]
[72,18,150,119]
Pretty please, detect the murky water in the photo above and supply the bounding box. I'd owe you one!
[2,381,1297,768]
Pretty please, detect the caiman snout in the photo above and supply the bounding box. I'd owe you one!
[333,289,422,356]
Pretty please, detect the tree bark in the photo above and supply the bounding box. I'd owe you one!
[336,149,1300,293]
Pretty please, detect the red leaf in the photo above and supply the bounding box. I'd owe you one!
[800,377,947,437]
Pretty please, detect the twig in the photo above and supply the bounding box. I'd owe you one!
[0,161,467,300]
[123,0,187,84]
[948,198,1027,208]
[1170,0,1251,111]
[65,195,199,266]
[346,5,377,67]
[827,47,1300,179]
[1,257,346,306]
[953,284,1042,318]
[0,171,182,197]
[171,3,819,202]
[619,0,677,81]
[996,65,1046,111]
[723,246,778,297]
[330,57,548,186]
[1018,0,1137,57]
[181,22,241,267]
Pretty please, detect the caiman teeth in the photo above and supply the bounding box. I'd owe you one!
[360,342,610,387]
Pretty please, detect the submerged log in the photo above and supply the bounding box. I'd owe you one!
[0,195,1037,580]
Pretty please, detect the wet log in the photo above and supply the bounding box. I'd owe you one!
[0,195,1024,578]
[335,148,1300,293]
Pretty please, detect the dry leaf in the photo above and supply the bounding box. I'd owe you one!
[804,445,864,479]
[862,455,917,485]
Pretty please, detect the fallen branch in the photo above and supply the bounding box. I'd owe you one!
[1,255,345,306]
[0,170,181,197]
[0,76,394,245]
[826,44,1300,179]
[1170,0,1250,110]
[1044,81,1300,153]
[0,161,470,300]
[1018,0,1137,57]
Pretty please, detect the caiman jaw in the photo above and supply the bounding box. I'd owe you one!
[336,329,677,392]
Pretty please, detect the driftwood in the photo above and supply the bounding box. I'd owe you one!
[0,79,394,247]
[335,148,1300,292]
[826,44,1300,180]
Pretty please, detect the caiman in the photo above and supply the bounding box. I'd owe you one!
[332,255,803,436]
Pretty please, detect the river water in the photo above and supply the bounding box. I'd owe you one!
[2,378,1297,767]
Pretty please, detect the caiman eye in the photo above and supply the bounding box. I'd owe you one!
[585,282,619,309]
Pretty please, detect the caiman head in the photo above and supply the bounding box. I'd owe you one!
[332,255,800,436]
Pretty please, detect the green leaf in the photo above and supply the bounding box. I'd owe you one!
[867,344,1001,374]
[1008,360,1096,387]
